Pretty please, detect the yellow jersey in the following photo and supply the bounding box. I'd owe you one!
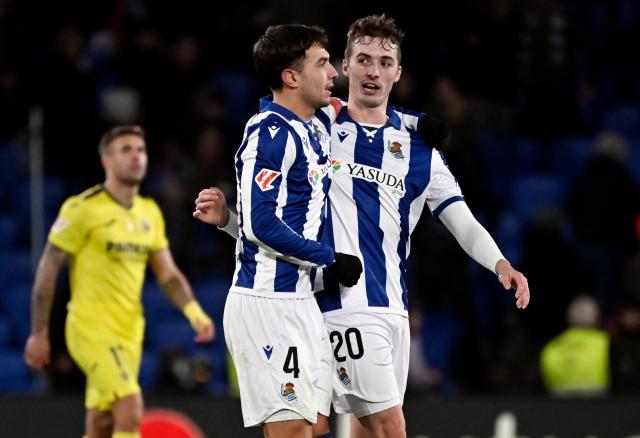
[49,184,168,343]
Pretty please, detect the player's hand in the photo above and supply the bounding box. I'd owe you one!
[495,259,530,309]
[193,317,215,343]
[24,332,51,371]
[328,253,363,287]
[192,187,230,227]
[183,301,215,343]
[418,114,452,150]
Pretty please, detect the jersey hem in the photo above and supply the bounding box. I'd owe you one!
[320,306,408,318]
[229,286,316,299]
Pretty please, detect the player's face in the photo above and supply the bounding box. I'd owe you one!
[343,36,402,109]
[104,134,148,186]
[297,43,338,109]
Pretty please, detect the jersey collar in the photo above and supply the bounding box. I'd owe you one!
[259,95,309,123]
[336,105,402,130]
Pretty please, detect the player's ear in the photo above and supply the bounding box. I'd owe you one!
[393,65,402,83]
[281,69,299,89]
[342,58,349,77]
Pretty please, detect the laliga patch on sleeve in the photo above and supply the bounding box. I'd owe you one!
[51,216,70,233]
[254,169,281,191]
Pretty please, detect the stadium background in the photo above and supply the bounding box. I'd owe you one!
[1,0,639,436]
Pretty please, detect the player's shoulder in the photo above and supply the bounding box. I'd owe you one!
[60,184,104,211]
[389,105,426,132]
[136,194,163,215]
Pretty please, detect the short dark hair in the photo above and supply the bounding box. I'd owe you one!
[345,14,405,64]
[98,125,145,155]
[253,24,329,91]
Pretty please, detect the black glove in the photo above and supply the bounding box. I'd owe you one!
[418,114,452,150]
[328,253,363,287]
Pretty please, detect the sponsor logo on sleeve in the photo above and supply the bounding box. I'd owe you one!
[254,169,281,191]
[51,217,70,233]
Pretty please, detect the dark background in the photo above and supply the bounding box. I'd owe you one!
[1,0,639,405]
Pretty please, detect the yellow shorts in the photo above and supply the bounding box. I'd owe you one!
[66,322,142,411]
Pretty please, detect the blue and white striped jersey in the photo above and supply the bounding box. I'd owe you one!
[316,105,464,316]
[231,98,336,297]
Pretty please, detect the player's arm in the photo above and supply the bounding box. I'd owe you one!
[149,249,214,343]
[241,122,335,268]
[24,243,69,370]
[438,202,530,309]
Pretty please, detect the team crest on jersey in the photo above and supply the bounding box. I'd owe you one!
[280,382,298,401]
[139,219,151,233]
[255,169,281,191]
[337,367,351,386]
[388,141,405,160]
[313,124,325,143]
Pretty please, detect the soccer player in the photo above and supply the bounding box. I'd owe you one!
[214,24,361,438]
[195,15,530,438]
[24,125,214,438]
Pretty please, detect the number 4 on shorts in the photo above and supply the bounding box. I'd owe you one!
[283,346,300,378]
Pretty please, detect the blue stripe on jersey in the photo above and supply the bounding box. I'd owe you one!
[235,237,258,288]
[315,202,341,312]
[275,133,312,292]
[353,124,388,308]
[396,136,433,310]
[433,195,465,217]
[233,124,263,289]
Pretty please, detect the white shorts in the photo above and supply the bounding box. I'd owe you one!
[323,312,409,418]
[223,291,332,427]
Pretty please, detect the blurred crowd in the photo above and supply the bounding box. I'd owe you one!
[1,0,639,397]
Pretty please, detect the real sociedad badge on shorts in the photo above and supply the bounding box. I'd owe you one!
[337,367,351,386]
[280,382,298,401]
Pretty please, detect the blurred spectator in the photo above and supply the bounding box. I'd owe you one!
[609,253,640,394]
[566,132,640,315]
[407,310,443,393]
[540,295,610,397]
[519,211,577,348]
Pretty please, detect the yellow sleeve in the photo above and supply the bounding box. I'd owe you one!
[149,199,169,252]
[48,197,90,255]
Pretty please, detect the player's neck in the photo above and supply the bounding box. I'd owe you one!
[345,99,388,125]
[103,179,139,207]
[273,92,315,122]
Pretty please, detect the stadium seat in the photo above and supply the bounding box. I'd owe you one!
[0,350,35,394]
[0,250,33,289]
[0,317,10,348]
[494,210,524,265]
[193,275,231,320]
[146,317,197,354]
[139,352,160,391]
[2,283,31,347]
[0,215,18,249]
[551,137,594,183]
[142,282,181,322]
[600,104,640,139]
[509,174,565,221]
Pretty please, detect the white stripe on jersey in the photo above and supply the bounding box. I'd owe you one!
[327,121,364,309]
[381,127,410,311]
